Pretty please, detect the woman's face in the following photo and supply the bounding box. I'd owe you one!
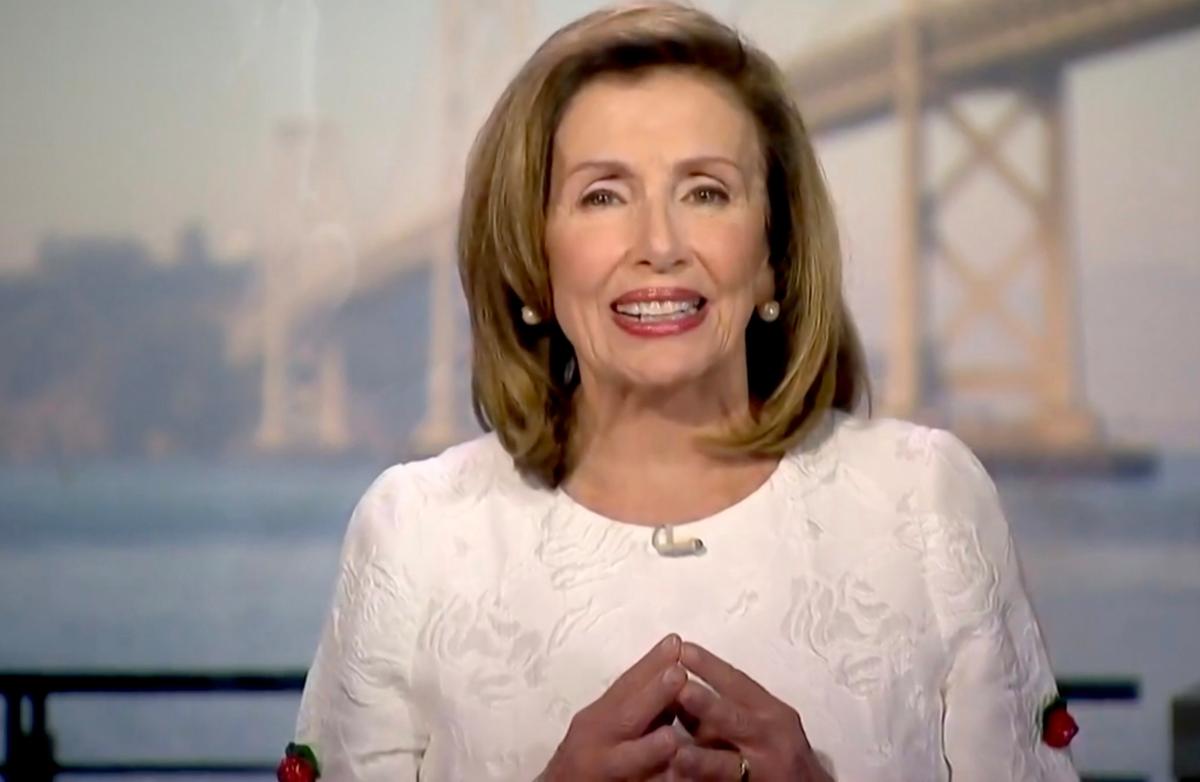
[544,67,773,396]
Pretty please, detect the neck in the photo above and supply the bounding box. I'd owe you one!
[562,371,776,525]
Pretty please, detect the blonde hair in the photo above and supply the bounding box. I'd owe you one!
[458,1,868,487]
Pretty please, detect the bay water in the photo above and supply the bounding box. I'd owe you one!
[1,454,1197,780]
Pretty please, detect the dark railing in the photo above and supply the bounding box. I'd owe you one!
[1,671,303,780]
[1176,682,1200,782]
[0,671,1145,781]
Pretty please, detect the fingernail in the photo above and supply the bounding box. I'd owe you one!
[662,665,684,687]
[660,634,679,652]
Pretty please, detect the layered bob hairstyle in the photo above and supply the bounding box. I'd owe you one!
[458,1,868,487]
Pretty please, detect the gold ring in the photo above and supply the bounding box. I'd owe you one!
[737,755,751,782]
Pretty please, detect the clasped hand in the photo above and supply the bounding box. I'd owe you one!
[540,634,833,782]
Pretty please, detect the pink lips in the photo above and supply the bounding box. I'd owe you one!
[611,287,708,338]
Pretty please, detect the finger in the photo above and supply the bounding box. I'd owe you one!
[671,744,744,781]
[603,634,682,705]
[648,703,680,734]
[644,768,690,782]
[676,679,753,745]
[608,663,688,739]
[680,642,771,709]
[602,723,679,780]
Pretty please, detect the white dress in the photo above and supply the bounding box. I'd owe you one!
[293,413,1079,781]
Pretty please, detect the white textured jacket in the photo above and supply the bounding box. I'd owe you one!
[293,412,1079,781]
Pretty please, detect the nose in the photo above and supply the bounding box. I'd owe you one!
[633,195,687,272]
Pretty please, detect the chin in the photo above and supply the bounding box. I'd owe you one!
[619,359,717,392]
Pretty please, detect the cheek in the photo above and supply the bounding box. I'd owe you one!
[546,225,620,335]
[700,223,769,342]
[700,221,769,296]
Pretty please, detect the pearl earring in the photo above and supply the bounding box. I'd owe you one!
[520,305,541,326]
[757,300,780,322]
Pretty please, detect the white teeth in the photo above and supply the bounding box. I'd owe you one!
[614,299,700,318]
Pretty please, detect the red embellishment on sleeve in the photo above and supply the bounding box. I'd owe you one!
[276,742,320,782]
[1041,698,1079,749]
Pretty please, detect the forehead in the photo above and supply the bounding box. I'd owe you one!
[552,67,761,167]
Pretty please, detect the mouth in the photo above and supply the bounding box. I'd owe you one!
[610,292,707,323]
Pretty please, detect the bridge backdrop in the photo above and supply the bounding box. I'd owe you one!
[230,0,1200,463]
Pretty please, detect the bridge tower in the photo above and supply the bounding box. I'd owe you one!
[254,119,354,453]
[884,0,1099,452]
[409,0,533,455]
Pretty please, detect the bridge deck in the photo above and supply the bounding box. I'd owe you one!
[787,0,1200,132]
[244,0,1200,346]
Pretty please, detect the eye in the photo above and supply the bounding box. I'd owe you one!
[687,185,730,205]
[580,188,622,208]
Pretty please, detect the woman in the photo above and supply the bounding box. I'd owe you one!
[282,3,1079,780]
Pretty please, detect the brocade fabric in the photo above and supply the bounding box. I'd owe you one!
[294,413,1078,781]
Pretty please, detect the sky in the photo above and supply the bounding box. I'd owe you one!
[0,0,1197,446]
[0,0,898,267]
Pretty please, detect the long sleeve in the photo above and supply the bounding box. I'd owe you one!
[919,430,1079,781]
[293,465,427,781]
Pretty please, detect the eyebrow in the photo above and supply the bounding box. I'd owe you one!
[674,155,744,175]
[562,159,633,180]
[562,155,747,181]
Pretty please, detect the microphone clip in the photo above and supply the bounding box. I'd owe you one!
[651,525,706,557]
